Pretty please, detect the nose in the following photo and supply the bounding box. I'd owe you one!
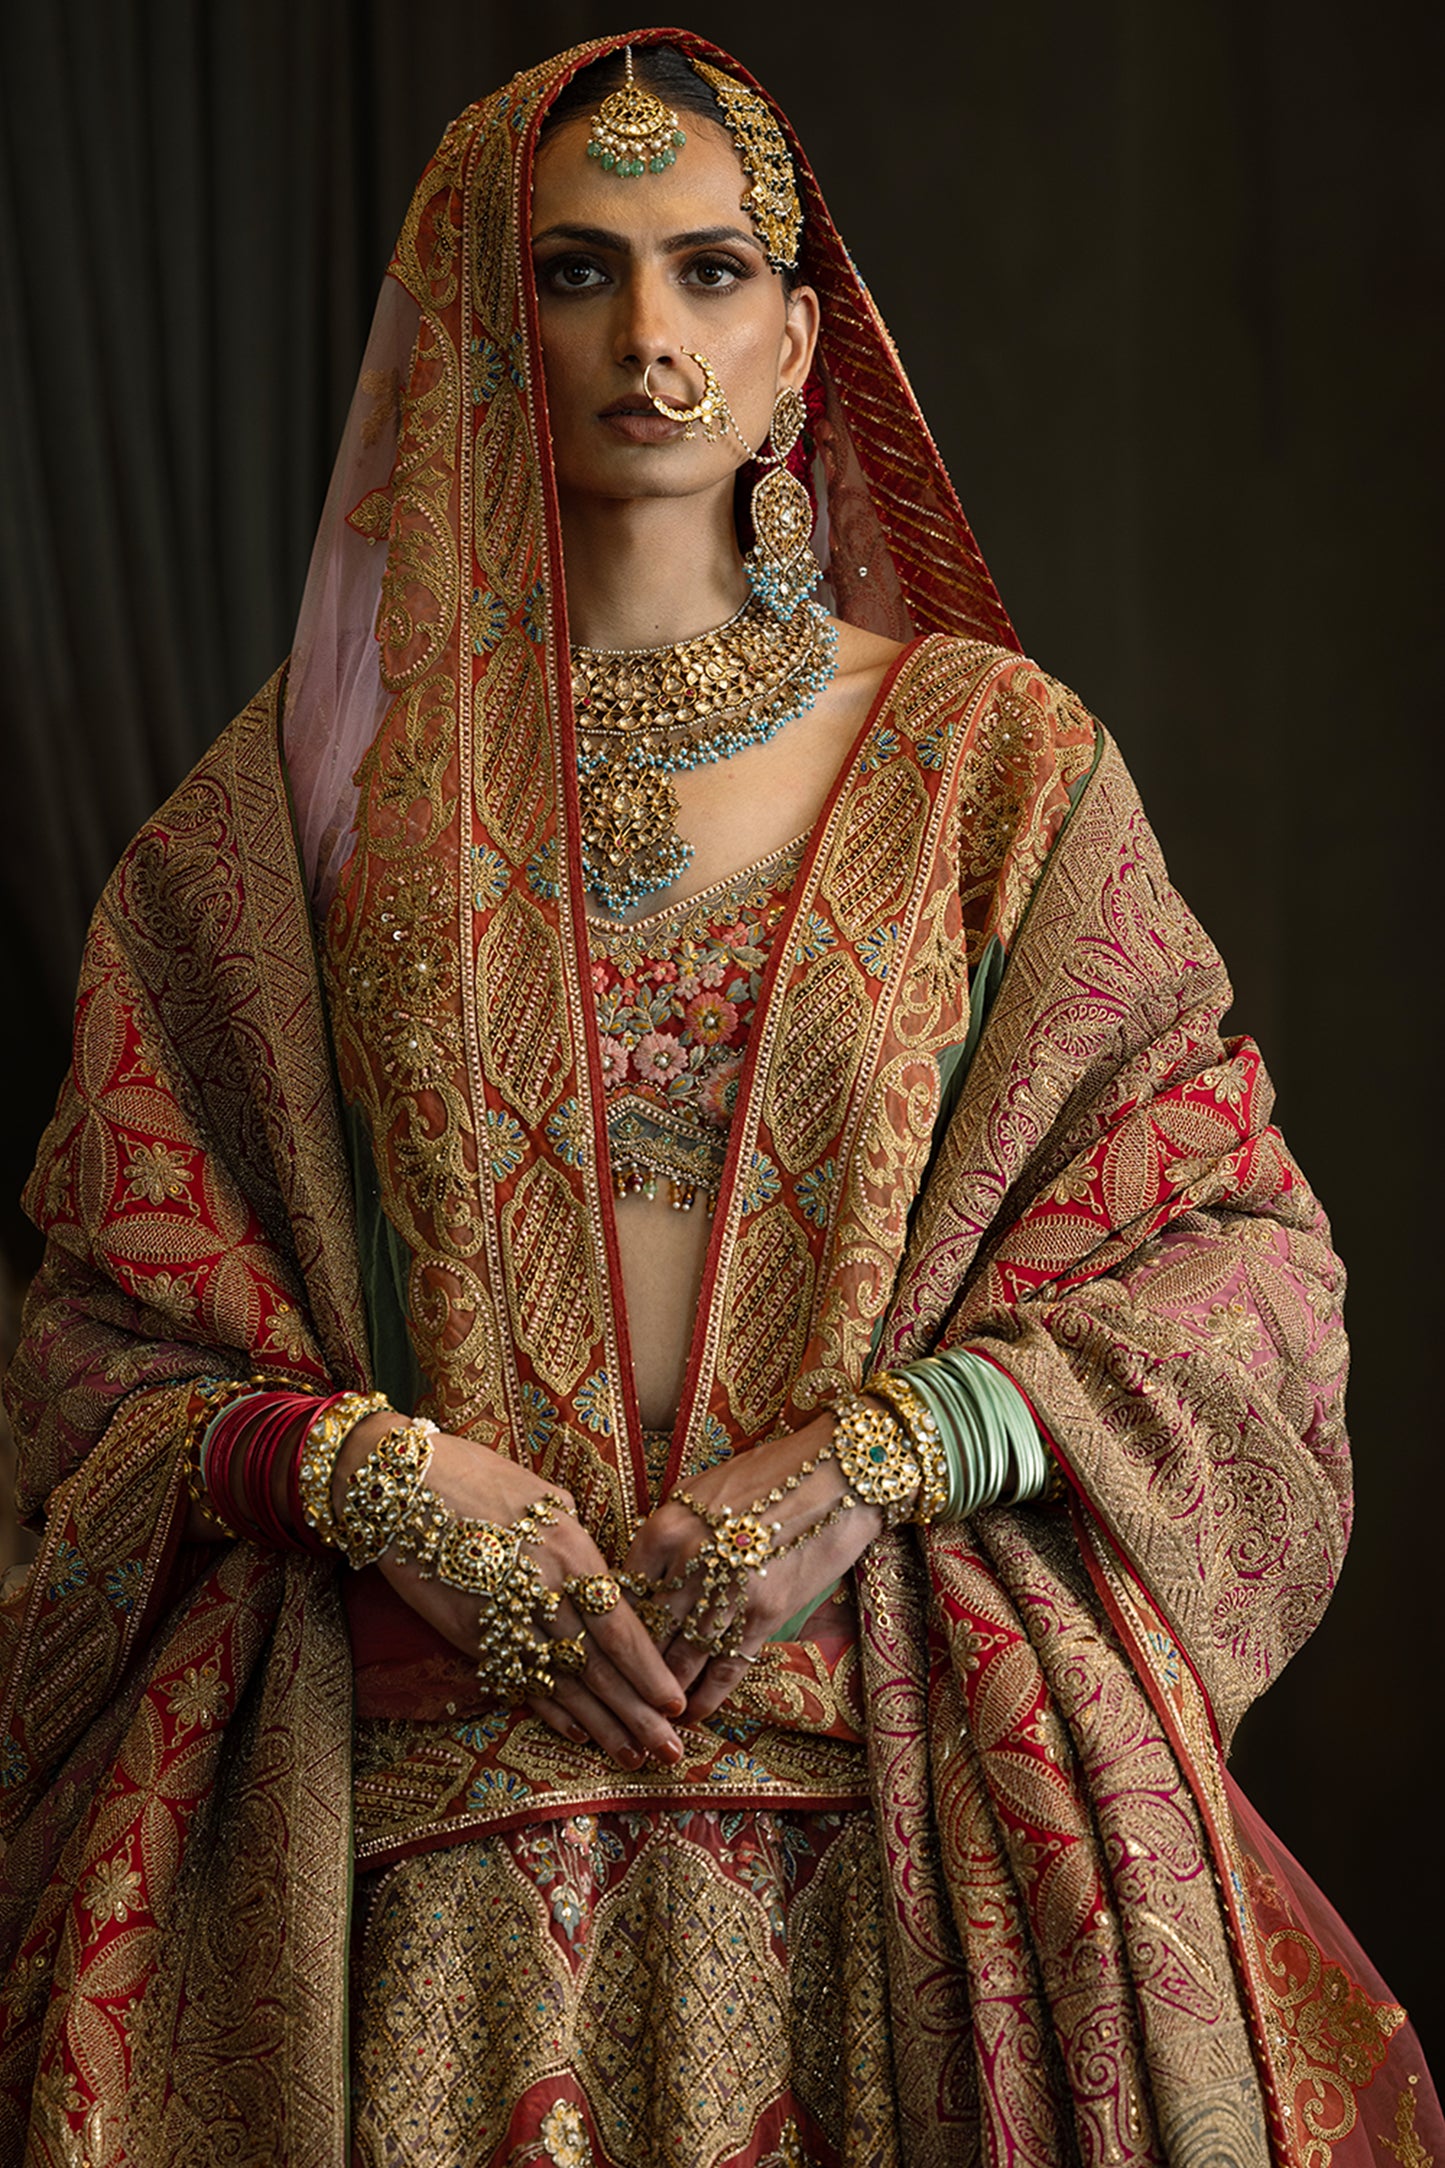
[611,262,680,380]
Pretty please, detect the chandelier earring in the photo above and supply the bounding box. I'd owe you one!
[745,385,817,623]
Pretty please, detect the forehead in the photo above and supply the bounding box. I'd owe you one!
[531,114,754,243]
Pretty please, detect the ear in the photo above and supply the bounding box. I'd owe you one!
[778,282,820,391]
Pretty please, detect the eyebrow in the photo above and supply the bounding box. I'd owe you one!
[531,222,764,257]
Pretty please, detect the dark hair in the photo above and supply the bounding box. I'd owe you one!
[538,44,799,292]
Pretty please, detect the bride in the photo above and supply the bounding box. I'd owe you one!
[1,31,1436,2167]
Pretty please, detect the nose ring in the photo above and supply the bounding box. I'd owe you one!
[641,352,742,446]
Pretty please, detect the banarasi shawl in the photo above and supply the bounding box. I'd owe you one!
[0,26,1437,2168]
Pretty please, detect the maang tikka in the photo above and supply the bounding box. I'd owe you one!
[587,46,686,176]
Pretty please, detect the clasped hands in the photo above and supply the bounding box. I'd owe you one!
[342,1411,883,1770]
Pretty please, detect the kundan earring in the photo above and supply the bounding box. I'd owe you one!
[744,385,816,622]
[641,353,736,444]
[587,47,687,177]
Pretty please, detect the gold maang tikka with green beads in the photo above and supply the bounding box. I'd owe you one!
[586,47,686,177]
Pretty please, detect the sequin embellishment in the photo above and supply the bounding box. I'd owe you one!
[587,837,805,1210]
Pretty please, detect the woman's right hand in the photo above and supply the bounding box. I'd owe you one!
[332,1416,687,1769]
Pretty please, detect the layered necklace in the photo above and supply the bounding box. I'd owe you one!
[571,593,838,913]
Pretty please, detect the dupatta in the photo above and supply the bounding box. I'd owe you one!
[0,28,1437,2168]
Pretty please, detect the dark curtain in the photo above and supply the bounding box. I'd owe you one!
[2,0,1440,2048]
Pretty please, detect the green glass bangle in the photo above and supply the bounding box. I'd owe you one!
[894,1349,1050,1521]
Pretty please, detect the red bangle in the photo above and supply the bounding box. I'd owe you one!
[206,1390,334,1552]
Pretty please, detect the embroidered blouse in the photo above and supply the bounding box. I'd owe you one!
[586,836,806,1210]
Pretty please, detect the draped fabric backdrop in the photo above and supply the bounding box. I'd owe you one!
[1,0,1440,2053]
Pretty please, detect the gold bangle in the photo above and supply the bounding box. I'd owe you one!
[298,1392,392,1549]
[830,1391,922,1526]
[866,1371,948,1524]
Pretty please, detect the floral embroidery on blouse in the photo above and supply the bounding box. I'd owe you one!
[587,836,806,1210]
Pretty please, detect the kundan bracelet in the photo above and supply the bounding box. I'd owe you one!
[337,1415,439,1567]
[297,1391,392,1550]
[828,1391,922,1526]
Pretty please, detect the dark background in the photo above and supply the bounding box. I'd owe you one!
[1,0,1440,2051]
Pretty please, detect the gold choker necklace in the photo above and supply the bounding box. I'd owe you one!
[571,594,837,912]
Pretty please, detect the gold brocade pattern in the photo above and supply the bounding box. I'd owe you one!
[351,1807,899,2168]
[350,1635,867,1864]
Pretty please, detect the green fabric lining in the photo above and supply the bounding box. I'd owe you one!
[342,1101,425,1416]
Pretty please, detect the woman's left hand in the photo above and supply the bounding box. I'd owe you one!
[620,1413,885,1723]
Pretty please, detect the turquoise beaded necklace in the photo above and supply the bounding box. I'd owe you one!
[571,593,838,913]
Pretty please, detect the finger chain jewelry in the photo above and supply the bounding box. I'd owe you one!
[336,1416,439,1568]
[658,1467,859,1660]
[563,1572,623,1617]
[326,1408,586,1702]
[615,1569,677,1644]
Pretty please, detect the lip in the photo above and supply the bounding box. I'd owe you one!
[597,405,686,444]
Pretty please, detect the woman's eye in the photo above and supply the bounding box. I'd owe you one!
[543,257,608,292]
[685,255,749,290]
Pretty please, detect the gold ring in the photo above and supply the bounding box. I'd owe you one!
[563,1573,622,1617]
[550,1633,588,1676]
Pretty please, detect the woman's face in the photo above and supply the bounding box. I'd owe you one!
[530,113,818,508]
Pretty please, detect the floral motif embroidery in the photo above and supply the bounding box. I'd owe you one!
[518,1381,558,1456]
[260,1300,311,1360]
[1204,1299,1262,1362]
[121,1141,194,1208]
[574,1369,614,1437]
[588,837,803,1207]
[83,1849,142,1926]
[45,1539,88,1601]
[103,1560,142,1613]
[140,1268,200,1322]
[738,1150,782,1215]
[483,1107,528,1180]
[470,843,509,908]
[1381,2075,1434,2168]
[165,1661,229,1734]
[793,1160,836,1229]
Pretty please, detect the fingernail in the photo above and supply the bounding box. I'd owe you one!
[618,1747,643,1770]
[568,1724,588,1744]
[663,1695,686,1717]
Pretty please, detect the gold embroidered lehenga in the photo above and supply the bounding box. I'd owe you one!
[0,30,1439,2168]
